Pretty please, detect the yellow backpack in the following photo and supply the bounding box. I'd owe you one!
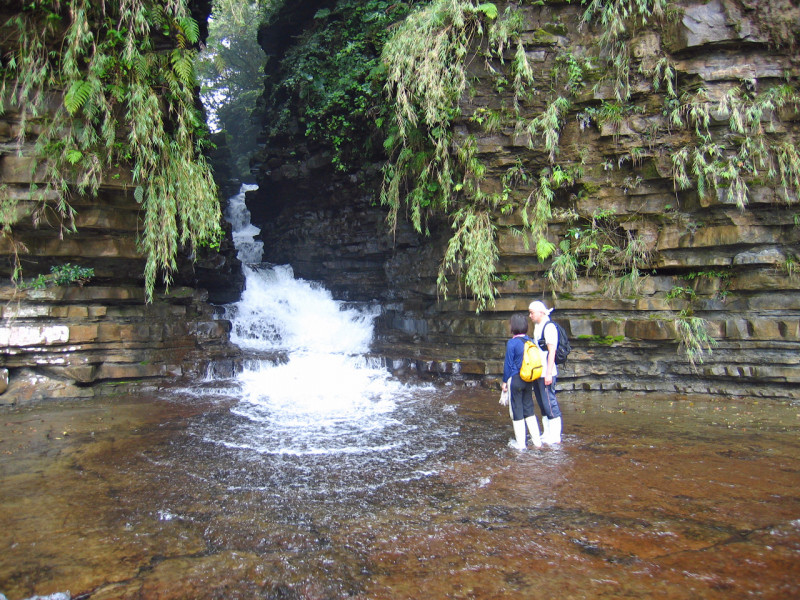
[519,339,544,382]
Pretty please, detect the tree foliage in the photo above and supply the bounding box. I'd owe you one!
[260,0,417,172]
[196,1,267,178]
[0,0,222,299]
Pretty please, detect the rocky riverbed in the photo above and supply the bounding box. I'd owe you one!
[1,385,798,599]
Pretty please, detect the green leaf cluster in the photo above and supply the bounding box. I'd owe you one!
[1,0,222,300]
[669,84,800,210]
[674,310,717,370]
[381,2,591,309]
[261,0,415,173]
[20,263,94,290]
[382,1,537,309]
[546,207,650,296]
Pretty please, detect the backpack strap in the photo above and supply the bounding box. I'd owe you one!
[538,321,557,348]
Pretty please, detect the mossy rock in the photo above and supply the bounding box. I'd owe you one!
[581,182,603,195]
[541,22,568,36]
[578,334,625,345]
[530,29,561,45]
[637,158,662,181]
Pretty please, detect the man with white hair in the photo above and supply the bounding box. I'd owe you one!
[528,300,563,444]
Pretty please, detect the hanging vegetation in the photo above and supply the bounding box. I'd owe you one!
[0,0,222,300]
[258,0,417,174]
[380,0,800,362]
[381,0,523,311]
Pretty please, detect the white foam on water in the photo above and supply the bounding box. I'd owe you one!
[224,183,263,264]
[212,185,435,459]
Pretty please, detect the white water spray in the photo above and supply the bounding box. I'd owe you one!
[224,183,263,264]
[214,185,431,457]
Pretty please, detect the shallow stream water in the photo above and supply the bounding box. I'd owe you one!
[1,386,799,600]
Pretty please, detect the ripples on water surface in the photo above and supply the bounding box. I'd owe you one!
[203,257,466,518]
[2,385,800,599]
[180,377,463,517]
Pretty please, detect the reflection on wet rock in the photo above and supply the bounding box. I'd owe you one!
[1,391,799,599]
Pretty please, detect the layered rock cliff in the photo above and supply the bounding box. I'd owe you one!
[0,1,243,402]
[1,0,797,402]
[250,0,800,398]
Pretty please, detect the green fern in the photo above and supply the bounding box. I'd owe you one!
[176,16,200,45]
[65,149,83,164]
[1,0,221,300]
[64,80,93,114]
[171,50,196,85]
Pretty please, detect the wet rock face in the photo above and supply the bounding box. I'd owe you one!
[251,0,800,398]
[0,171,243,403]
[0,283,238,405]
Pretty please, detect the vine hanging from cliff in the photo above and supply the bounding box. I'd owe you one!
[574,0,800,364]
[381,0,800,364]
[0,0,222,299]
[577,0,800,213]
[382,0,538,311]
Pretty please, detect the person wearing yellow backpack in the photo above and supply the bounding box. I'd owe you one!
[528,300,563,444]
[500,313,543,450]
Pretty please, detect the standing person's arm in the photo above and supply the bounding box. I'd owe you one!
[545,340,556,386]
[502,339,514,391]
[544,322,557,386]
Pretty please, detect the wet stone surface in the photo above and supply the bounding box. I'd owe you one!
[1,387,799,599]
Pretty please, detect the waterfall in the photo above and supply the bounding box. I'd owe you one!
[211,184,431,457]
[224,183,263,264]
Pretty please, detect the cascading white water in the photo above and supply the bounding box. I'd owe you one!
[224,183,263,264]
[210,184,437,460]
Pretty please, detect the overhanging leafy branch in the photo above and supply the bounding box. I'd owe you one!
[0,0,222,300]
[381,0,524,310]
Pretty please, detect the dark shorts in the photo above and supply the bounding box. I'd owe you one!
[533,376,561,419]
[510,374,535,421]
